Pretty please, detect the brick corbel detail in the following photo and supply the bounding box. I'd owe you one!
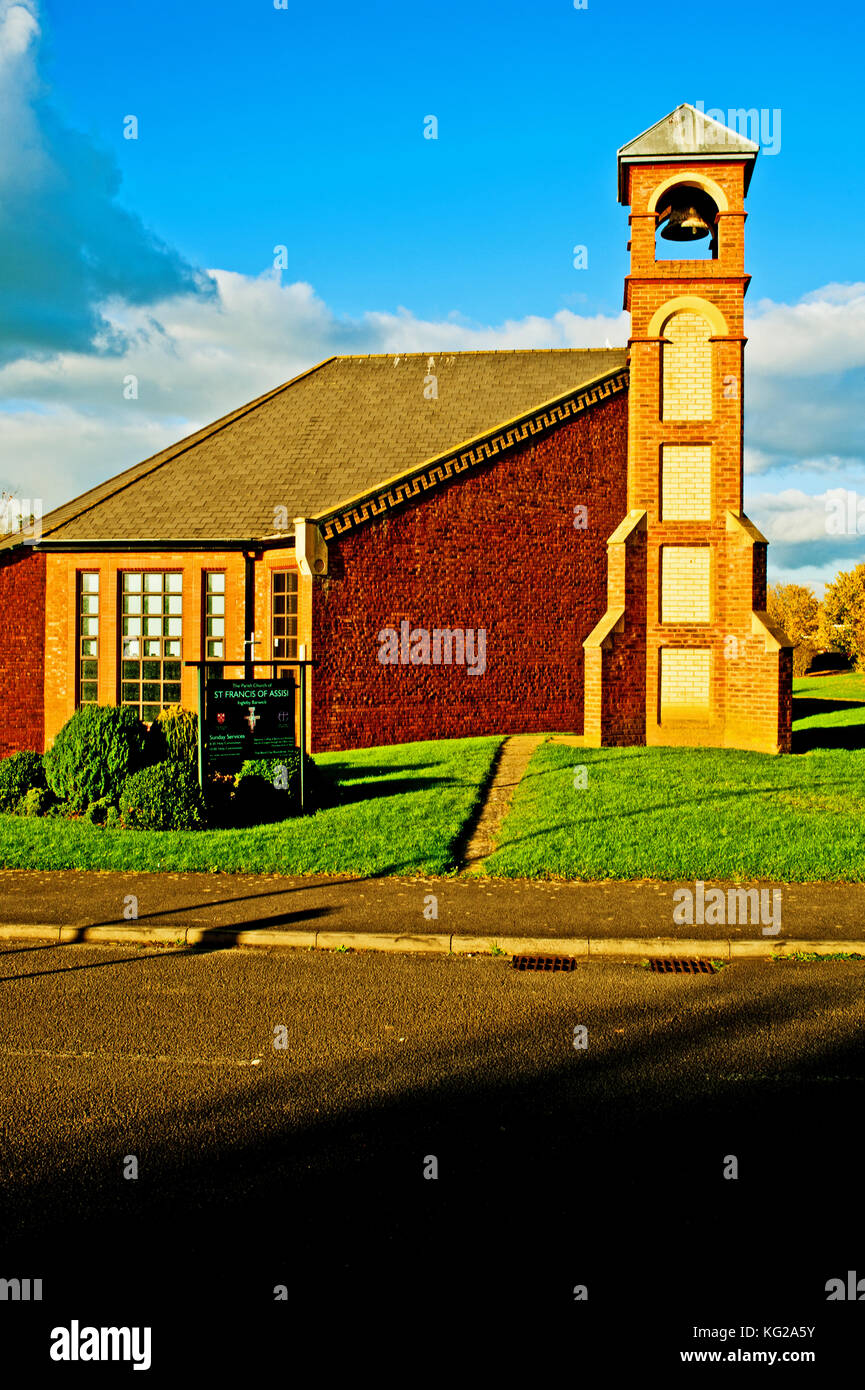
[583,509,648,746]
[724,510,793,753]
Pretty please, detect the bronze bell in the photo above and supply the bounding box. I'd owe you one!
[659,202,712,241]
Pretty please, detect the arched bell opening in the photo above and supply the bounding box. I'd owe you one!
[654,185,719,261]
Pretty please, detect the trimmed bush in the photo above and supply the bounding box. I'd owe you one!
[202,771,235,829]
[232,764,288,826]
[16,786,55,817]
[146,706,199,768]
[233,751,319,824]
[44,705,148,810]
[85,795,116,826]
[119,761,206,831]
[0,751,46,812]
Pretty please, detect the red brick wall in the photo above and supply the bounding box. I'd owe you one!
[777,647,793,752]
[310,393,628,751]
[601,527,648,744]
[0,549,46,756]
[752,543,767,610]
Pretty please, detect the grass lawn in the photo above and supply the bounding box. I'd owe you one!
[0,737,502,876]
[482,679,865,881]
[793,671,865,702]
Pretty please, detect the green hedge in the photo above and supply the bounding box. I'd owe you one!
[15,785,54,817]
[44,705,148,811]
[119,760,206,831]
[85,795,116,826]
[0,752,46,812]
[146,706,198,767]
[233,751,318,824]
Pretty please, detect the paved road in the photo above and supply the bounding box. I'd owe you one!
[3,868,865,940]
[1,943,863,1376]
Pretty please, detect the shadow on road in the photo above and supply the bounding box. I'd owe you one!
[2,965,862,1351]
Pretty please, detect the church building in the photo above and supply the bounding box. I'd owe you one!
[0,105,793,758]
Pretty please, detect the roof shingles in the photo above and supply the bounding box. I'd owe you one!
[19,350,628,544]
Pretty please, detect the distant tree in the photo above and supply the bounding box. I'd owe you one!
[818,563,865,672]
[767,582,821,676]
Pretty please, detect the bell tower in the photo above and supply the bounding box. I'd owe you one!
[583,104,792,754]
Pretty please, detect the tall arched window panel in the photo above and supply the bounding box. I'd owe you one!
[661,312,712,421]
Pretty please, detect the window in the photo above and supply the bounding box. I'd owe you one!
[272,571,298,663]
[661,312,713,421]
[204,572,225,660]
[660,649,711,718]
[120,571,182,722]
[77,572,100,705]
[661,445,712,520]
[660,547,711,623]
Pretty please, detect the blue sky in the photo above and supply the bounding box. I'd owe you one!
[2,0,865,588]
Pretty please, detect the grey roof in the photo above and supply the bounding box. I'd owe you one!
[8,349,628,546]
[617,103,759,202]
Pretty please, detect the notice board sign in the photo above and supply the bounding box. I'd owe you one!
[205,679,296,767]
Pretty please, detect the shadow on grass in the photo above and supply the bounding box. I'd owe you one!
[318,761,443,781]
[792,697,865,720]
[793,723,865,754]
[320,773,452,807]
[518,747,662,782]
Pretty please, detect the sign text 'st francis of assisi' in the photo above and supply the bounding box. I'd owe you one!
[205,679,296,768]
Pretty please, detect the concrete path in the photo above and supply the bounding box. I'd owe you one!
[2,870,865,957]
[460,733,545,870]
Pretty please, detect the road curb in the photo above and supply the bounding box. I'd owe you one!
[0,923,864,958]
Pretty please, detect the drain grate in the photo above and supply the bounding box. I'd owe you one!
[512,955,577,972]
[650,957,716,974]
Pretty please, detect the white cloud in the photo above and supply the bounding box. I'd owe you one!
[742,283,865,475]
[0,268,631,509]
[746,283,865,376]
[0,1,39,62]
[748,486,865,593]
[743,446,776,476]
[0,407,176,518]
[749,488,834,544]
[0,0,214,365]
